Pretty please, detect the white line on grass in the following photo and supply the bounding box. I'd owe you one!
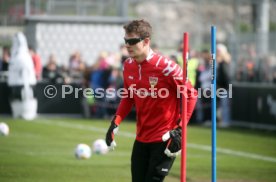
[187,143,276,163]
[31,119,276,163]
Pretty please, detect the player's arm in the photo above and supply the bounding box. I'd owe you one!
[161,58,198,157]
[162,80,197,157]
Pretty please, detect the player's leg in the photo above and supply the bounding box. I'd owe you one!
[131,140,149,182]
[145,142,176,182]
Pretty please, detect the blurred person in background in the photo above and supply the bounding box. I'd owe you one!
[8,32,37,120]
[216,43,231,128]
[105,66,123,117]
[175,42,199,124]
[29,46,42,81]
[89,52,111,118]
[195,49,212,124]
[42,54,65,84]
[69,51,86,72]
[187,49,200,126]
[175,41,199,87]
[0,46,10,71]
[235,58,245,81]
[68,51,86,83]
[245,60,256,82]
[187,50,200,88]
[258,55,275,83]
[105,19,197,182]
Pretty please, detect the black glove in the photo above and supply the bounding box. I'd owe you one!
[162,127,182,157]
[105,116,119,150]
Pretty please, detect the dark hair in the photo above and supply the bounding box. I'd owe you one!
[123,19,152,39]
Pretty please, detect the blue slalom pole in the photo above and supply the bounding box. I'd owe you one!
[211,26,217,182]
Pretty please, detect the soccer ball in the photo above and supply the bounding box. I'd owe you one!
[75,144,91,159]
[0,122,9,136]
[92,139,108,155]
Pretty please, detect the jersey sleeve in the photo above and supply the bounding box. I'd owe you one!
[161,58,198,126]
[115,64,134,125]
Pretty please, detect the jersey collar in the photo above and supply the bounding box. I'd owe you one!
[146,49,154,61]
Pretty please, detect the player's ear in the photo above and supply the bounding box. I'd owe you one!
[143,38,150,46]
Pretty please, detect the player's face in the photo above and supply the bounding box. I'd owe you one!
[124,33,149,60]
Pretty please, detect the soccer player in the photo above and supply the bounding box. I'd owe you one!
[105,19,197,182]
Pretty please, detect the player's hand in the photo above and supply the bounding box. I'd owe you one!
[162,126,182,157]
[105,116,119,151]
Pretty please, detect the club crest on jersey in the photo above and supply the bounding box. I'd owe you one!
[149,76,158,88]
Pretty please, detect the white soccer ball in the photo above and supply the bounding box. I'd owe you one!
[0,122,9,136]
[92,139,108,155]
[75,144,91,159]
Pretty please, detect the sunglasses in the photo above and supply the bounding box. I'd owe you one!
[124,37,144,45]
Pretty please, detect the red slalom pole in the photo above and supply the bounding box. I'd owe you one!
[181,32,188,182]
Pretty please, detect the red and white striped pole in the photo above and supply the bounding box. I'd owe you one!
[181,32,189,182]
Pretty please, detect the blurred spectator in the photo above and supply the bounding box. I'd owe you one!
[195,49,212,124]
[0,46,10,71]
[258,55,276,83]
[69,51,86,72]
[106,67,123,117]
[186,50,200,123]
[29,46,42,81]
[245,60,256,82]
[42,54,65,84]
[217,43,231,128]
[90,52,108,90]
[233,43,276,83]
[89,52,112,118]
[235,58,245,81]
[174,40,199,87]
[188,50,200,87]
[68,51,86,83]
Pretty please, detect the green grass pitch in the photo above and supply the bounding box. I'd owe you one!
[0,117,276,182]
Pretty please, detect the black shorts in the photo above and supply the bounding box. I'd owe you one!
[131,140,175,182]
